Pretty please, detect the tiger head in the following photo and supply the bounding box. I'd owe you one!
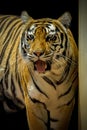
[20,11,77,73]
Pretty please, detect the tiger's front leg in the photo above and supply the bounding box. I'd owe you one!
[20,66,47,130]
[25,95,48,130]
[24,92,75,130]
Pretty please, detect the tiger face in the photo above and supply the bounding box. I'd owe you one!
[20,11,74,74]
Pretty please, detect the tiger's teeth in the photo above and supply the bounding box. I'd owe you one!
[45,64,47,69]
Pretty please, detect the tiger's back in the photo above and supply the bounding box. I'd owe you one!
[0,14,25,112]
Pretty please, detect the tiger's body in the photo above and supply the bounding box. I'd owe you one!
[0,11,78,130]
[0,15,25,111]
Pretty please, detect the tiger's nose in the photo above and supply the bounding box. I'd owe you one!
[33,51,44,57]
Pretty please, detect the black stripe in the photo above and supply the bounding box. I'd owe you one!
[3,95,24,111]
[1,68,24,109]
[1,26,22,96]
[3,65,10,89]
[0,16,10,28]
[0,16,10,23]
[43,76,56,89]
[29,96,46,108]
[0,17,20,35]
[60,32,64,45]
[58,85,72,98]
[56,61,71,85]
[59,94,75,108]
[46,110,58,130]
[62,33,68,57]
[14,97,25,107]
[29,96,49,128]
[1,63,10,90]
[50,118,58,122]
[0,80,4,100]
[0,16,11,32]
[46,110,51,130]
[11,74,16,97]
[15,41,19,79]
[22,75,27,92]
[11,25,24,98]
[55,33,68,60]
[64,33,68,49]
[66,96,75,106]
[30,73,48,98]
[29,94,58,130]
[0,22,22,64]
[4,24,22,73]
[11,74,24,107]
[14,38,24,98]
[72,73,78,84]
[17,73,24,98]
[29,96,42,103]
[57,95,75,109]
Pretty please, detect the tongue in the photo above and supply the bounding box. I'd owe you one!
[35,60,46,73]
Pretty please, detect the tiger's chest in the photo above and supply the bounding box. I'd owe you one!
[27,69,75,108]
[26,70,76,130]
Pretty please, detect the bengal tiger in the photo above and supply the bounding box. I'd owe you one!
[0,11,78,130]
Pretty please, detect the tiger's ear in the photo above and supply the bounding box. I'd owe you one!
[21,11,33,23]
[58,12,72,28]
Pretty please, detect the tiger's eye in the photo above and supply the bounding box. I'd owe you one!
[46,34,57,42]
[52,35,57,41]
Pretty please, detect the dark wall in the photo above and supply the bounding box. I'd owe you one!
[0,0,78,130]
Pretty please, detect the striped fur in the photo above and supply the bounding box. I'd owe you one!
[0,14,25,111]
[0,11,78,130]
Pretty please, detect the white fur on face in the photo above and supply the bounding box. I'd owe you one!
[27,24,36,35]
[27,23,56,35]
[45,24,56,34]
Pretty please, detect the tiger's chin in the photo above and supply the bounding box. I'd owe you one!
[34,60,51,73]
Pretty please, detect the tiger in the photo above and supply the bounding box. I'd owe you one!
[0,11,78,130]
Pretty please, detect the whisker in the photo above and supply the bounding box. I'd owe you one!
[53,57,74,75]
[27,53,33,58]
[56,54,77,66]
[61,54,77,65]
[46,52,53,56]
[27,53,38,59]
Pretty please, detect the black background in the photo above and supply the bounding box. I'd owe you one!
[0,0,78,130]
[0,0,78,44]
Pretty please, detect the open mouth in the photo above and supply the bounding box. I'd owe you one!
[34,60,51,73]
